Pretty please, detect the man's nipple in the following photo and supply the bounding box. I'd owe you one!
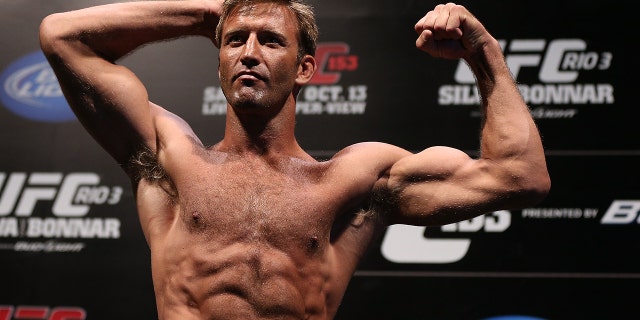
[307,235,319,252]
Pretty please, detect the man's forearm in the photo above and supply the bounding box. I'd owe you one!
[40,0,220,61]
[467,38,549,195]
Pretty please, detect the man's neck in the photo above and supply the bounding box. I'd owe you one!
[218,104,308,159]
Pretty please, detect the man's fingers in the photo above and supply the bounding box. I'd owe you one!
[414,17,425,34]
[415,29,432,48]
[416,3,463,40]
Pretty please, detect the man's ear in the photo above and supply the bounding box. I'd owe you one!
[296,55,317,85]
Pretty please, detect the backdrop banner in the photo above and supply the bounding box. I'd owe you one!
[0,1,635,319]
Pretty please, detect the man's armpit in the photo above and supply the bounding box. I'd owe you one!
[126,146,177,198]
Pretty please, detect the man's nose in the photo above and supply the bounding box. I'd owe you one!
[241,35,260,66]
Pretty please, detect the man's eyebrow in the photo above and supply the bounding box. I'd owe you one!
[260,29,287,39]
[223,28,289,42]
[223,28,246,36]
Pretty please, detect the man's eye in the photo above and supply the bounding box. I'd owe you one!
[266,37,280,44]
[261,35,283,46]
[227,35,243,44]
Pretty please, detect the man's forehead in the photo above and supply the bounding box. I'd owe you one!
[224,3,297,33]
[231,2,293,18]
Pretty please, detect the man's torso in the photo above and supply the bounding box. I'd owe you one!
[134,141,391,319]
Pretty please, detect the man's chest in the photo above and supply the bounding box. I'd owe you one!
[171,161,342,241]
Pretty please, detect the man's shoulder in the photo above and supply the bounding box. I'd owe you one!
[333,141,410,161]
[328,142,412,175]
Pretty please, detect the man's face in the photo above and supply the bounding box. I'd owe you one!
[218,3,303,113]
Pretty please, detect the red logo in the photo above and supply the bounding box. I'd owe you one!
[0,306,86,320]
[310,43,359,85]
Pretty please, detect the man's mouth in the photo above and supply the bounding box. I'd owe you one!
[235,70,263,82]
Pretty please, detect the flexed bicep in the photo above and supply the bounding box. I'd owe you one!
[384,146,520,226]
[398,4,550,226]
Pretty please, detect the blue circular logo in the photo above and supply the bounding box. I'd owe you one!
[0,51,75,122]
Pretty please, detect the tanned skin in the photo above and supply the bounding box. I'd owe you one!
[39,1,550,319]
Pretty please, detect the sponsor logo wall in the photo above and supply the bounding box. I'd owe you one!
[0,0,636,319]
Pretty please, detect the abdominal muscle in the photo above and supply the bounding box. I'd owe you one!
[137,179,345,320]
[155,239,331,320]
[132,148,382,320]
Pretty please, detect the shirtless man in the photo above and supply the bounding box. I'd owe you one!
[39,0,550,319]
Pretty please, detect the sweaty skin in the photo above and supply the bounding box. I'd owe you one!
[138,137,403,319]
[39,1,550,319]
[141,8,407,317]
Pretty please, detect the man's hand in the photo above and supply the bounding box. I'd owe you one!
[414,3,490,60]
[203,0,225,44]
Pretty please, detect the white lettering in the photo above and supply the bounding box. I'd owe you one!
[0,217,18,237]
[0,173,27,216]
[540,39,586,83]
[53,173,99,217]
[26,217,121,239]
[381,224,470,263]
[15,173,62,216]
[522,208,584,219]
[15,241,85,252]
[0,172,122,217]
[601,200,640,224]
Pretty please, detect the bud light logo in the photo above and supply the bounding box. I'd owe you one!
[0,51,74,122]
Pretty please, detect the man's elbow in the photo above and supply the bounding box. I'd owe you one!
[516,169,551,206]
[39,13,68,55]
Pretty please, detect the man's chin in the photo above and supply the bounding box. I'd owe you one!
[230,98,268,114]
